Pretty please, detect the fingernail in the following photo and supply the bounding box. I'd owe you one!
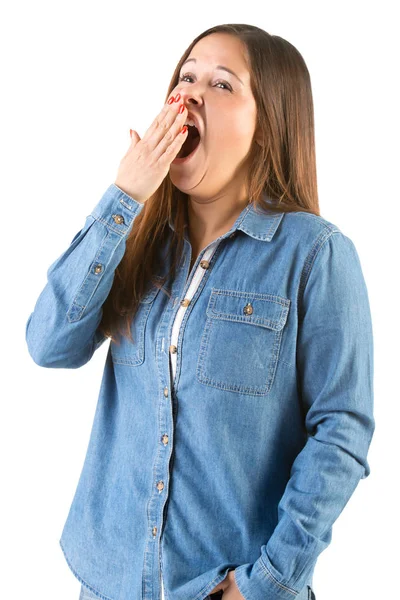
[174,93,181,102]
[167,96,175,105]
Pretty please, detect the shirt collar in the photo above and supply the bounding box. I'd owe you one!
[168,192,285,242]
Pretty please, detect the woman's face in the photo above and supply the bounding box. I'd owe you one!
[169,33,260,199]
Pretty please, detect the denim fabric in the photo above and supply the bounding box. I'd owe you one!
[80,584,103,600]
[79,584,316,600]
[26,183,374,600]
[80,585,228,600]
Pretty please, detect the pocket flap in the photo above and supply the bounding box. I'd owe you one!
[206,288,290,331]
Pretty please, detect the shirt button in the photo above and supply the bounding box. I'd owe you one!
[156,480,165,491]
[94,264,103,274]
[169,345,177,354]
[112,214,125,224]
[243,303,253,315]
[152,526,158,537]
[180,298,190,307]
[163,387,169,397]
[200,260,210,269]
[161,434,169,445]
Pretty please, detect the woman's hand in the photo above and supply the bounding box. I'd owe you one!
[114,93,189,204]
[208,569,245,600]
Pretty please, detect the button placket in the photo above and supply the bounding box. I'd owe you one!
[168,242,218,390]
[157,230,237,599]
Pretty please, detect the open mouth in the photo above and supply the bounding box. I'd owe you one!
[173,124,201,163]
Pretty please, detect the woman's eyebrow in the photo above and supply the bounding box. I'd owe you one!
[180,58,244,86]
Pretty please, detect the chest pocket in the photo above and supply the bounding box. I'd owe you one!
[196,288,290,396]
[110,281,162,367]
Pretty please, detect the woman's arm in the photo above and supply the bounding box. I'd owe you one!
[233,230,375,600]
[25,183,145,368]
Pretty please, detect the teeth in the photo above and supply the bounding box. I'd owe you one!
[184,118,196,127]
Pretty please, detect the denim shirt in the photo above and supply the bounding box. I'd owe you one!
[25,183,375,600]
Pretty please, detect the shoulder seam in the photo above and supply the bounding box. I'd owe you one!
[297,228,343,320]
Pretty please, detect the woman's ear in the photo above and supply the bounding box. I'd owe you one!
[254,134,264,148]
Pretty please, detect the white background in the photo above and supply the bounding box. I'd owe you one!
[1,1,398,599]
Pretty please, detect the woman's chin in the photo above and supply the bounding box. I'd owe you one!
[170,172,205,193]
[169,143,207,188]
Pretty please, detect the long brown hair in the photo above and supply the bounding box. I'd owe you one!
[99,23,320,345]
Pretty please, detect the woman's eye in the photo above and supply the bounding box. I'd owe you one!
[178,74,232,91]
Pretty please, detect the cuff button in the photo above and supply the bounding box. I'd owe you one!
[243,303,253,315]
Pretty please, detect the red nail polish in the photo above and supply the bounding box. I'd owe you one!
[178,104,185,114]
[168,96,175,105]
[174,93,181,102]
[181,125,188,134]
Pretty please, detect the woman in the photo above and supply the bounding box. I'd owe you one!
[25,23,375,600]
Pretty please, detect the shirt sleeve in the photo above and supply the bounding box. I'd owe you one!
[233,230,375,600]
[25,183,145,369]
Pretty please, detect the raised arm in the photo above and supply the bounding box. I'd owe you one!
[25,184,145,368]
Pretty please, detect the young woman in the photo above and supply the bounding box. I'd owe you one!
[26,23,375,600]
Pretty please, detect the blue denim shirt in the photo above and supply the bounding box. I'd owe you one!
[25,183,375,600]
